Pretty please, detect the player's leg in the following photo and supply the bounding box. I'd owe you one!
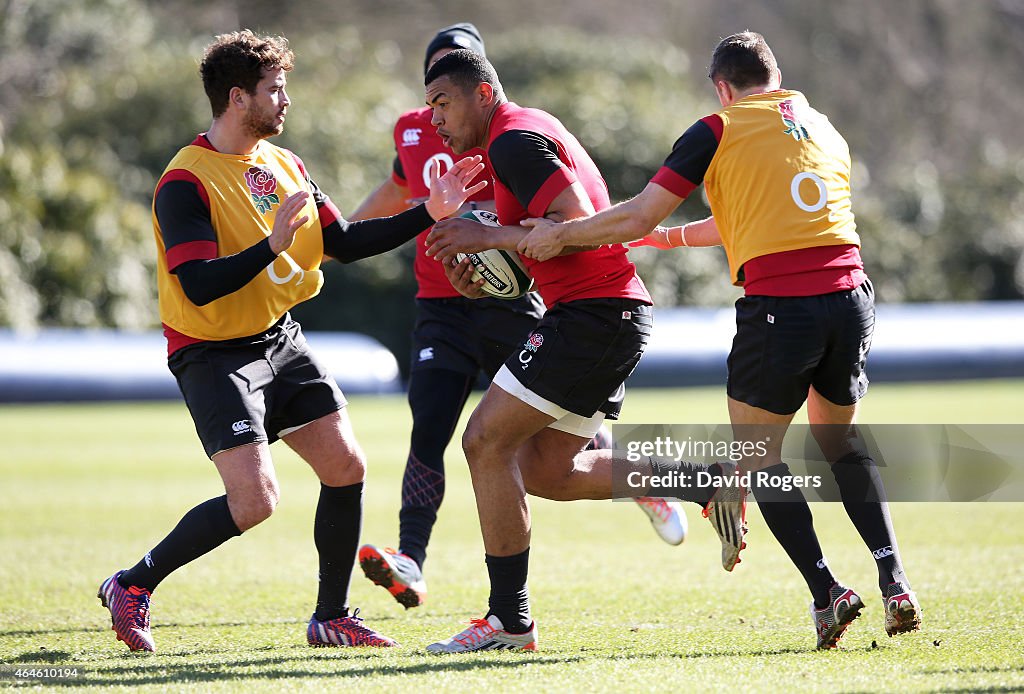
[729,395,864,649]
[113,441,266,596]
[270,317,395,647]
[399,299,484,570]
[728,293,863,648]
[98,443,262,653]
[579,422,689,544]
[100,337,285,651]
[808,279,921,636]
[481,296,688,542]
[428,299,649,654]
[358,298,479,606]
[355,367,472,608]
[518,429,696,546]
[397,367,473,568]
[425,383,552,653]
[279,410,394,647]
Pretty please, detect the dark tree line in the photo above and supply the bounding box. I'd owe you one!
[2,0,1021,373]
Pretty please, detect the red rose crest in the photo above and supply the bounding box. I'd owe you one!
[245,166,280,214]
[525,332,544,352]
[778,99,810,141]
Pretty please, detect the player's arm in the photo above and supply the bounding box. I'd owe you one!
[425,129,595,263]
[351,152,495,223]
[518,115,722,261]
[157,172,308,307]
[631,215,723,250]
[318,156,486,263]
[521,183,683,262]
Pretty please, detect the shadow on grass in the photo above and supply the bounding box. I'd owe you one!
[922,662,1024,692]
[1,611,470,640]
[14,651,585,688]
[924,665,1024,676]
[10,650,74,663]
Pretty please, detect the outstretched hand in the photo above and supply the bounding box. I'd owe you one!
[424,156,487,221]
[628,226,678,250]
[517,217,564,262]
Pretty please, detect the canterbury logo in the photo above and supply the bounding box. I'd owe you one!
[402,128,422,146]
[232,420,253,435]
[872,546,894,559]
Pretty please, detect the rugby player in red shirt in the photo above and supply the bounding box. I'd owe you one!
[348,25,687,611]
[420,50,744,653]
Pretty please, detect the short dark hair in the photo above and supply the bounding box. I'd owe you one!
[708,31,777,89]
[200,30,294,118]
[424,48,503,99]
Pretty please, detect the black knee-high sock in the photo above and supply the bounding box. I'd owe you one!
[399,369,472,569]
[485,548,532,634]
[314,482,363,622]
[753,463,836,607]
[831,451,908,591]
[646,458,724,507]
[119,495,241,592]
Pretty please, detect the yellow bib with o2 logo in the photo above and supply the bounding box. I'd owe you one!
[154,140,324,340]
[704,90,860,286]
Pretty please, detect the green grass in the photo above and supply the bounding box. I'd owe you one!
[2,381,1023,691]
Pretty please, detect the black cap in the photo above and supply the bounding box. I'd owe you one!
[424,22,485,75]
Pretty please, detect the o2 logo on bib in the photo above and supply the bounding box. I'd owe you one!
[266,251,306,286]
[790,171,845,223]
[791,172,828,213]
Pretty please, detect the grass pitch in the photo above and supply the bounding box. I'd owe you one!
[2,380,1023,691]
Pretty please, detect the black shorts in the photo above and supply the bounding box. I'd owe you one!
[727,279,875,415]
[498,298,653,419]
[168,314,347,459]
[410,294,544,379]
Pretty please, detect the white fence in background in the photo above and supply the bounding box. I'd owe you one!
[1,302,1022,402]
[630,301,1024,387]
[0,330,401,402]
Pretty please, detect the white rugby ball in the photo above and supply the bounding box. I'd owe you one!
[454,210,534,299]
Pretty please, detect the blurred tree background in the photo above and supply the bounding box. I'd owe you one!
[2,0,1023,374]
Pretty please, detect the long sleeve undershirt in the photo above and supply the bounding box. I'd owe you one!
[160,174,434,306]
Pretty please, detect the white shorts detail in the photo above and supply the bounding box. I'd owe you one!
[492,365,605,439]
[277,420,314,438]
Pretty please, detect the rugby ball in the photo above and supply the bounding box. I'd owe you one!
[454,210,534,299]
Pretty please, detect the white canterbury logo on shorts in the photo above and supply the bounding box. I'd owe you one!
[232,420,253,435]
